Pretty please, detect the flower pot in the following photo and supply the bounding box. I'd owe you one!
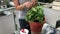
[29,19,45,34]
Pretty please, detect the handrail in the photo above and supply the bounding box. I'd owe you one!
[0,7,15,12]
[0,7,15,18]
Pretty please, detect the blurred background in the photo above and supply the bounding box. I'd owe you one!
[0,0,60,34]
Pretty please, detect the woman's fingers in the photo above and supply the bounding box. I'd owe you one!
[24,2,33,8]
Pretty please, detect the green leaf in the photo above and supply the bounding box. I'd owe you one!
[25,5,44,22]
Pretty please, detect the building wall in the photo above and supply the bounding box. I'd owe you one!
[0,15,15,34]
[0,8,15,34]
[55,0,60,1]
[52,1,60,10]
[44,8,60,28]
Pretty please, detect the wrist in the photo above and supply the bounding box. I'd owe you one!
[22,3,26,8]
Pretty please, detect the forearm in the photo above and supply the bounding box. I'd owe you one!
[16,4,25,10]
[13,0,25,10]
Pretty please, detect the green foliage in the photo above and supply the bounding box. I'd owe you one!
[25,4,44,22]
[4,0,12,8]
[4,0,9,5]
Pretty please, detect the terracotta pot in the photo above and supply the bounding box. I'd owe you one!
[29,19,46,34]
[29,22,44,32]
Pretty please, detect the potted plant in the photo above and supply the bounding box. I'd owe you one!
[25,3,46,34]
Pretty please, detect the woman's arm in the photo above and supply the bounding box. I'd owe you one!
[13,0,26,10]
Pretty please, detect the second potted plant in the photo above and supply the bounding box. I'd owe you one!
[25,4,46,34]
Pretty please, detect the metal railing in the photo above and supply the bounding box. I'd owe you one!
[0,7,15,11]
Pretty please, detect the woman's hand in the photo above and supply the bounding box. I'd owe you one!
[24,2,33,9]
[31,0,37,6]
